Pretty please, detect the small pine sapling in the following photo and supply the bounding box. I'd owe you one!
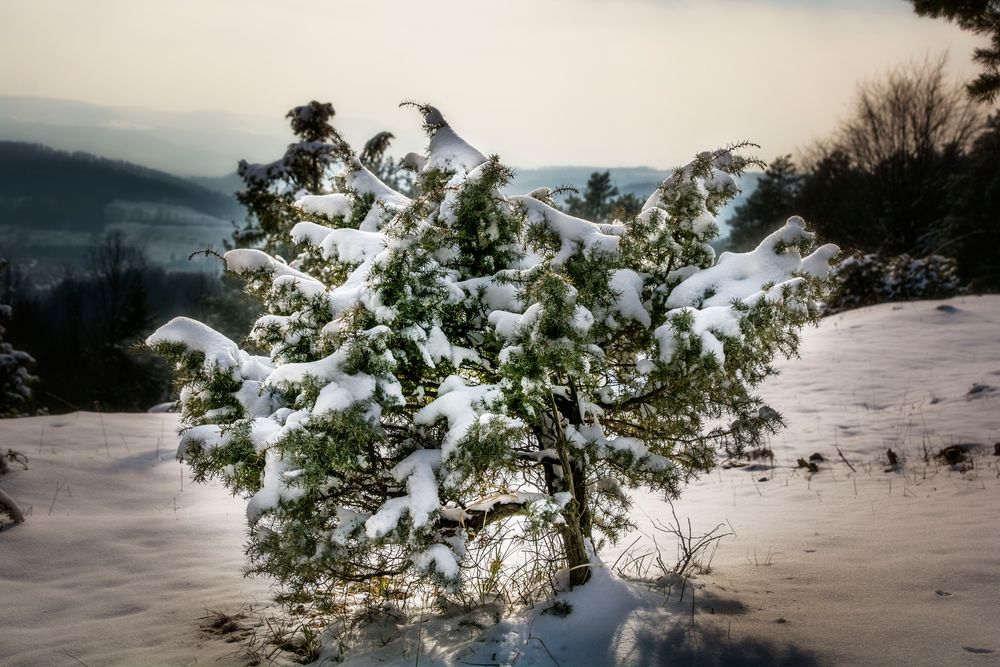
[149,104,837,610]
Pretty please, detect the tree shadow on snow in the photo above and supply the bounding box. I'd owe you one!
[619,620,823,667]
[672,584,751,616]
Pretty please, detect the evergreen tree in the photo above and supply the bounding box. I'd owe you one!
[0,259,37,417]
[565,171,618,221]
[726,155,801,251]
[565,171,643,222]
[607,191,644,222]
[149,105,837,607]
[360,131,416,196]
[910,1,1000,103]
[235,101,413,251]
[946,112,1000,290]
[235,101,346,249]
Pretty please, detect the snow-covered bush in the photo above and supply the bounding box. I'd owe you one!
[148,105,837,607]
[235,101,345,248]
[0,282,37,418]
[235,101,412,251]
[825,253,963,314]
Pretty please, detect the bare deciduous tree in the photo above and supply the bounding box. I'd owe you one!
[799,58,985,255]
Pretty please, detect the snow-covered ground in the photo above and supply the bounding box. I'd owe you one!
[0,412,280,666]
[2,296,999,666]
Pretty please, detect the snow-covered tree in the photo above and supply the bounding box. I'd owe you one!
[235,101,413,250]
[1,261,38,417]
[726,155,801,252]
[235,101,346,248]
[824,252,964,314]
[148,105,838,602]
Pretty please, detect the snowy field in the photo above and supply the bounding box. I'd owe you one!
[2,295,999,666]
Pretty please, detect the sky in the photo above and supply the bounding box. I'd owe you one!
[0,0,986,170]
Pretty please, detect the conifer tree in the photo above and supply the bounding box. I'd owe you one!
[910,0,1000,103]
[235,101,412,250]
[148,105,837,602]
[0,260,38,417]
[726,155,801,251]
[565,171,643,222]
[235,101,346,248]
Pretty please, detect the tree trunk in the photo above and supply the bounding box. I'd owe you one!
[560,506,591,587]
[560,458,592,587]
[549,391,592,587]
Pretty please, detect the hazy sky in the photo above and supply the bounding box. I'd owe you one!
[0,0,985,168]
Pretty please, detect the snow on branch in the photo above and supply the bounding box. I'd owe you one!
[149,102,838,602]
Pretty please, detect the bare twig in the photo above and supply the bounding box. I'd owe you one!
[96,411,110,458]
[48,480,65,516]
[837,448,858,473]
[63,651,89,666]
[654,502,732,577]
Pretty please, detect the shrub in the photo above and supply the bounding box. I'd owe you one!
[148,104,837,612]
[825,252,963,313]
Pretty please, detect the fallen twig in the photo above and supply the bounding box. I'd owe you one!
[837,448,857,473]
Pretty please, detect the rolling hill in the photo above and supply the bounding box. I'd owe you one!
[0,141,761,287]
[0,142,244,282]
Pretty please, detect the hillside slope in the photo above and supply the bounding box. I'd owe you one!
[1,297,997,665]
[0,142,243,280]
[0,96,289,176]
[0,141,241,231]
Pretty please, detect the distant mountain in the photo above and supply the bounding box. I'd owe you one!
[0,138,764,288]
[0,142,243,283]
[508,166,673,195]
[189,172,244,197]
[0,96,291,176]
[0,142,241,229]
